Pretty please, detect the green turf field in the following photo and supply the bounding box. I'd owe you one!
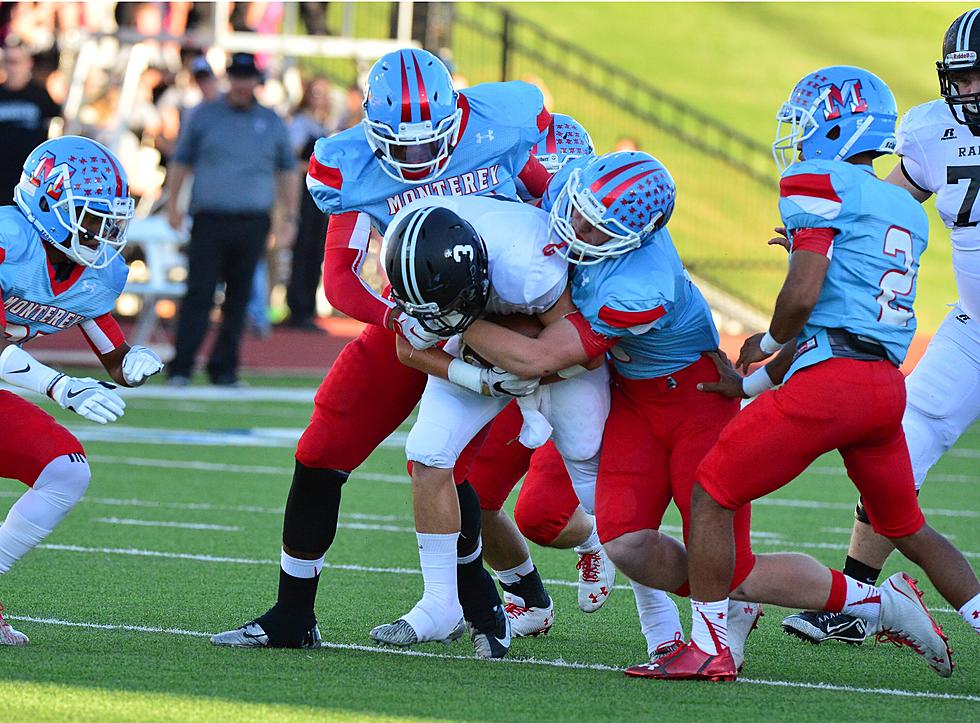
[1,378,978,721]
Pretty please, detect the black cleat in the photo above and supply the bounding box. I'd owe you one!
[781,610,867,645]
[470,604,512,659]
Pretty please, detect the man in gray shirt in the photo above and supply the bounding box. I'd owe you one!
[165,53,296,386]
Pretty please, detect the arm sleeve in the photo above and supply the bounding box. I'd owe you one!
[322,211,395,327]
[79,313,126,354]
[517,154,553,199]
[790,227,836,258]
[895,109,934,193]
[172,108,200,165]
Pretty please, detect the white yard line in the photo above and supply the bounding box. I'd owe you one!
[73,425,407,450]
[0,384,317,403]
[6,615,978,703]
[92,517,242,532]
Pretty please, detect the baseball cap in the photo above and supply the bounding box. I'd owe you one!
[227,52,261,79]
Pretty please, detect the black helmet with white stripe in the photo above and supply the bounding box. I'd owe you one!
[383,205,490,337]
[938,8,980,124]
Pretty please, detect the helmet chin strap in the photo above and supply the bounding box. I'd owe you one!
[835,115,875,161]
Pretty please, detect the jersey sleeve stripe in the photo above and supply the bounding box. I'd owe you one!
[0,247,5,264]
[598,304,666,328]
[308,155,343,191]
[790,227,836,258]
[779,173,841,202]
[325,211,372,251]
[900,159,931,195]
[536,106,552,133]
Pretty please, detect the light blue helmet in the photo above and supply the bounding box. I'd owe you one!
[14,135,135,269]
[531,113,595,172]
[362,49,462,184]
[773,65,898,172]
[548,151,676,265]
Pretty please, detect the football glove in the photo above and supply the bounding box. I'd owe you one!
[122,345,164,386]
[480,366,540,398]
[50,376,126,424]
[392,310,441,350]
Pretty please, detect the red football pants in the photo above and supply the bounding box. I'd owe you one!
[296,324,427,471]
[698,358,925,538]
[596,355,756,588]
[0,391,84,486]
[462,401,582,545]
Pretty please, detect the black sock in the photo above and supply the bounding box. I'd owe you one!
[499,566,551,609]
[843,555,881,586]
[458,561,501,633]
[254,569,319,645]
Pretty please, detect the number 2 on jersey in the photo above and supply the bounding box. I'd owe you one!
[876,226,916,327]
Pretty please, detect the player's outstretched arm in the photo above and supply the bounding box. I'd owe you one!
[463,315,597,379]
[0,339,126,424]
[78,315,163,387]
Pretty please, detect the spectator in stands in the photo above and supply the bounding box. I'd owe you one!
[165,53,296,387]
[339,83,363,129]
[282,76,335,331]
[0,36,60,204]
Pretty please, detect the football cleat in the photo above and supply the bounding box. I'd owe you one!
[503,592,554,637]
[0,601,28,646]
[877,572,953,678]
[470,603,512,659]
[651,633,684,660]
[624,641,737,681]
[727,600,763,671]
[576,547,616,613]
[781,610,866,646]
[210,619,321,649]
[369,617,466,648]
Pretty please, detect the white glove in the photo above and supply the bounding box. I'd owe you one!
[392,310,441,350]
[50,376,126,424]
[122,345,164,386]
[479,366,540,398]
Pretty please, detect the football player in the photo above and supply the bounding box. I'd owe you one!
[646,66,975,682]
[370,195,611,657]
[0,136,163,645]
[459,151,763,670]
[211,49,555,650]
[782,9,980,645]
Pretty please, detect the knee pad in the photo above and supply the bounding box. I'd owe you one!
[282,460,348,555]
[32,453,91,513]
[456,481,482,561]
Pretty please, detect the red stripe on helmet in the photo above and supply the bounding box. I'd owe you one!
[103,150,124,197]
[545,118,557,154]
[601,169,657,208]
[400,52,412,124]
[411,51,431,122]
[589,160,647,195]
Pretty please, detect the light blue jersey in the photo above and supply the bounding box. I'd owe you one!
[307,81,549,232]
[0,207,127,344]
[778,159,929,377]
[571,229,719,379]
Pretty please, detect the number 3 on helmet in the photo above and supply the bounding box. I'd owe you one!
[362,49,462,184]
[14,135,135,269]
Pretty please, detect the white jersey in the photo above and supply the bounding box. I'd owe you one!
[896,99,980,251]
[383,195,568,315]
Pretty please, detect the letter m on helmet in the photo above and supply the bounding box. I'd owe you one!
[27,151,68,201]
[822,79,869,121]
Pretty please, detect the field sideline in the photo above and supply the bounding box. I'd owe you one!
[1,378,978,721]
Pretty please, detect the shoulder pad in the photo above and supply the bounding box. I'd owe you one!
[461,81,547,132]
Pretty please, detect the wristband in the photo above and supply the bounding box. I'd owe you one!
[759,331,783,354]
[0,344,62,396]
[742,365,776,397]
[448,358,484,394]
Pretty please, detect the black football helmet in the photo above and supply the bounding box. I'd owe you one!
[383,205,490,337]
[938,8,980,125]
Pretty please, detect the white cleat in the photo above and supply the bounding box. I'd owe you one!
[0,602,29,646]
[369,617,466,648]
[503,592,554,637]
[878,572,952,678]
[576,547,616,613]
[727,600,763,671]
[210,619,321,648]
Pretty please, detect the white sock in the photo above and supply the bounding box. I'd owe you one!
[958,591,980,635]
[0,454,89,574]
[840,576,882,631]
[573,517,601,555]
[280,550,323,579]
[402,532,462,639]
[690,598,730,655]
[495,557,535,585]
[630,580,682,656]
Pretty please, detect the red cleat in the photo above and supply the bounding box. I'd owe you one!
[624,641,737,681]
